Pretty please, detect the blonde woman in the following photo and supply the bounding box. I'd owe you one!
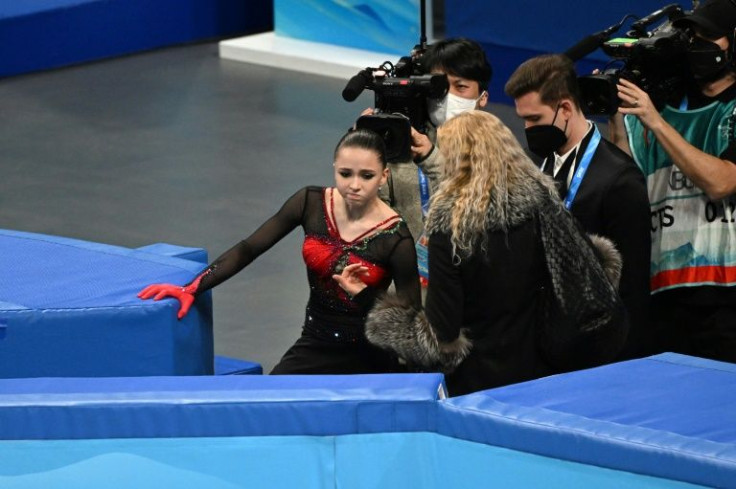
[339,111,626,396]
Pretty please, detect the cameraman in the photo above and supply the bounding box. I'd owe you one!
[505,54,652,359]
[363,38,492,240]
[610,0,736,362]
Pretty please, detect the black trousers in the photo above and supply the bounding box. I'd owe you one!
[652,291,736,364]
[270,332,404,375]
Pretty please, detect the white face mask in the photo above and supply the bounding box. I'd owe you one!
[428,91,485,127]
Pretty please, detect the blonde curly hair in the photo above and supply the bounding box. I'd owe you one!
[431,110,540,259]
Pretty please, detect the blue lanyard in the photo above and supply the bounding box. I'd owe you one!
[564,125,601,210]
[679,96,688,110]
[418,168,430,218]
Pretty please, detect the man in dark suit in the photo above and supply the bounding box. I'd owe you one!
[505,54,652,359]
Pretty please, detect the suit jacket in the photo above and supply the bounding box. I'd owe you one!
[540,125,652,359]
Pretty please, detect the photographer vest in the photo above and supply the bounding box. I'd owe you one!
[624,100,736,293]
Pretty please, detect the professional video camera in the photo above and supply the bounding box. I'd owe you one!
[570,4,691,116]
[341,1,448,162]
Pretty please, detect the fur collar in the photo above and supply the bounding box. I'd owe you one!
[425,162,558,235]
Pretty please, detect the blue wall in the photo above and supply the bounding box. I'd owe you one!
[3,0,684,93]
[0,0,273,77]
[275,0,420,55]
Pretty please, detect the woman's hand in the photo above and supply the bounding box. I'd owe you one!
[138,283,195,319]
[332,263,369,298]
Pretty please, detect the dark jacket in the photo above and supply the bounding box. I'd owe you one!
[365,162,625,396]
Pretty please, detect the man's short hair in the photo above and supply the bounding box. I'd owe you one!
[504,54,582,108]
[423,38,493,91]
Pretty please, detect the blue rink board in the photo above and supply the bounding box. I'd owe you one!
[0,229,213,377]
[0,358,734,487]
[0,371,707,489]
[439,353,736,488]
[0,433,702,489]
[0,374,446,440]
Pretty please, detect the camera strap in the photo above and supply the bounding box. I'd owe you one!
[564,125,601,210]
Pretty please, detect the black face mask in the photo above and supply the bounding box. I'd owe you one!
[687,37,730,82]
[525,105,568,158]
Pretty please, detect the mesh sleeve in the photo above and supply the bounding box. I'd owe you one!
[389,233,422,309]
[186,187,309,295]
[352,229,421,313]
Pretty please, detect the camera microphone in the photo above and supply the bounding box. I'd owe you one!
[342,69,373,102]
[564,33,610,61]
[564,15,634,61]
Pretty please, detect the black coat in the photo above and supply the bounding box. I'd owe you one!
[365,157,627,396]
[426,221,553,395]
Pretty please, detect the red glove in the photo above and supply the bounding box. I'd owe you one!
[138,283,195,319]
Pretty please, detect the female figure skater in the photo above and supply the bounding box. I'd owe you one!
[139,129,421,374]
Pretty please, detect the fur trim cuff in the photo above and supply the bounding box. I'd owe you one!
[365,294,471,372]
[588,234,623,289]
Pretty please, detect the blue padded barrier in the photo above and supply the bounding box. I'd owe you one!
[0,229,213,378]
[0,374,446,440]
[0,367,716,488]
[136,243,208,265]
[438,353,736,489]
[0,355,733,487]
[0,0,273,78]
[1,433,702,489]
[336,433,700,489]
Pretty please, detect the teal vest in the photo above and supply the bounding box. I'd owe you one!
[624,99,736,292]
